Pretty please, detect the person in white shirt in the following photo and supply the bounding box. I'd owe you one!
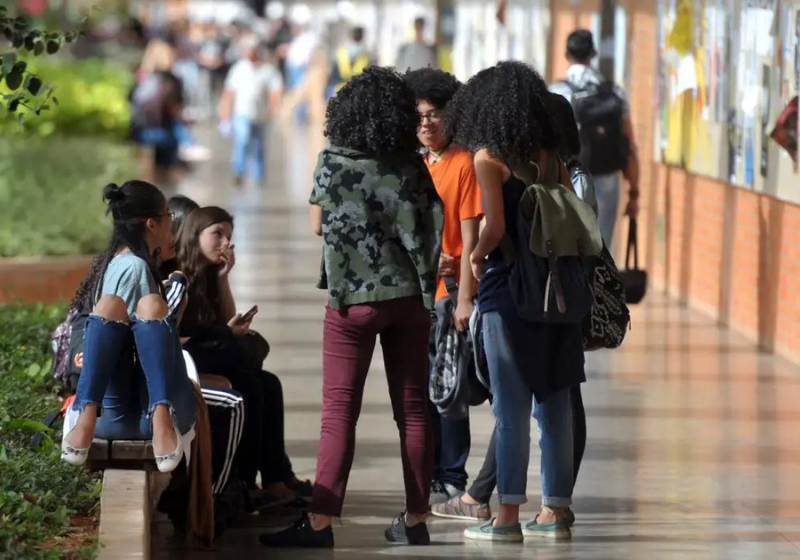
[396,17,437,72]
[549,30,640,247]
[218,37,284,185]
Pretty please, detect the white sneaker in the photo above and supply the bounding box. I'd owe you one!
[179,145,211,163]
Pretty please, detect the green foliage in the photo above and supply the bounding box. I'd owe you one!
[0,136,137,257]
[0,304,101,559]
[0,5,84,119]
[0,57,132,138]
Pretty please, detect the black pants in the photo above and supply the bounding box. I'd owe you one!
[187,342,295,488]
[202,385,246,494]
[469,385,586,503]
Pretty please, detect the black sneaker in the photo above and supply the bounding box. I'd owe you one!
[384,512,431,546]
[259,512,334,548]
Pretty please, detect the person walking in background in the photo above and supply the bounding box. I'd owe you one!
[197,22,225,121]
[404,67,482,507]
[218,37,284,186]
[396,17,437,72]
[259,67,444,549]
[327,26,372,98]
[550,29,639,247]
[285,17,318,122]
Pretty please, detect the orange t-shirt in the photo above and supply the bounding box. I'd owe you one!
[425,146,483,302]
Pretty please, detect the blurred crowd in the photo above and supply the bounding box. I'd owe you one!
[126,13,439,186]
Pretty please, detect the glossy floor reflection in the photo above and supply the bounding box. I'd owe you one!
[152,125,800,558]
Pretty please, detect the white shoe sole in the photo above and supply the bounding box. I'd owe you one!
[521,528,572,540]
[463,529,523,543]
[431,509,485,522]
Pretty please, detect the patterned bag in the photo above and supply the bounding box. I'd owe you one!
[582,244,630,351]
[50,308,79,388]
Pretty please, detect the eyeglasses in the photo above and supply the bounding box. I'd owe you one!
[419,110,445,124]
[154,212,175,221]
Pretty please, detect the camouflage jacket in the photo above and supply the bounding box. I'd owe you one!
[310,146,444,310]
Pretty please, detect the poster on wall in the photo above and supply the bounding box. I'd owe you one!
[656,0,798,201]
[761,64,771,177]
[796,9,800,158]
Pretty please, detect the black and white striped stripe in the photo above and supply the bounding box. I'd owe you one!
[165,280,187,317]
[201,387,245,495]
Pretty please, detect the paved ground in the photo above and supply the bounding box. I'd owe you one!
[152,124,800,559]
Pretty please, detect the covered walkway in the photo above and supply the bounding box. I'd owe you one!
[152,125,800,559]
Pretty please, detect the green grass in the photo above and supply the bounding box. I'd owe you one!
[0,303,101,559]
[0,136,137,257]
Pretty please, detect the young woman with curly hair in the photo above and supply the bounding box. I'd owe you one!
[448,62,585,542]
[260,66,444,549]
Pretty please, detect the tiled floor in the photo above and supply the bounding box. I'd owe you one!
[152,125,800,559]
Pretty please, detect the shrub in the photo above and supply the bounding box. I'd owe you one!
[0,303,101,559]
[0,57,132,139]
[0,136,136,257]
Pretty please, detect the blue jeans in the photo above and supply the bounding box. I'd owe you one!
[482,311,574,507]
[594,172,621,247]
[287,63,308,122]
[72,315,196,440]
[231,116,266,181]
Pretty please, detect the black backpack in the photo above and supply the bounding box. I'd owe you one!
[566,81,629,175]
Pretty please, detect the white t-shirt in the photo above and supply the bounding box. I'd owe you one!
[225,59,283,122]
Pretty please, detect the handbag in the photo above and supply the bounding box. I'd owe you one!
[620,218,648,305]
[582,244,630,350]
[192,329,270,371]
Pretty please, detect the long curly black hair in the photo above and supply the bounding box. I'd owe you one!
[71,181,167,312]
[324,66,420,156]
[404,67,461,110]
[446,61,560,162]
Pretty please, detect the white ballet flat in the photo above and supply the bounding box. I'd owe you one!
[61,429,90,467]
[154,423,184,473]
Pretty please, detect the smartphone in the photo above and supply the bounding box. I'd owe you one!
[237,305,258,324]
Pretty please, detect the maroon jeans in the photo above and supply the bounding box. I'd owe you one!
[311,296,433,517]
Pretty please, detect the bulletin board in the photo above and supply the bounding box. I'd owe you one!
[655,0,800,204]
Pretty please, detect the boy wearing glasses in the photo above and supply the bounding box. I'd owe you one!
[405,68,483,506]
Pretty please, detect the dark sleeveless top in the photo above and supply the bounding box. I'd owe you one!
[477,171,585,401]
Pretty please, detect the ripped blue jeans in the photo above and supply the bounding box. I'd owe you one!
[71,315,197,440]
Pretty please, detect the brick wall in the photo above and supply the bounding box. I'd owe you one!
[549,0,800,364]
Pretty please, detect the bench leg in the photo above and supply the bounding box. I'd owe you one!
[99,470,150,559]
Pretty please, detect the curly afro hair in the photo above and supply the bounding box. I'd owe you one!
[404,67,461,110]
[446,61,560,162]
[324,66,420,156]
